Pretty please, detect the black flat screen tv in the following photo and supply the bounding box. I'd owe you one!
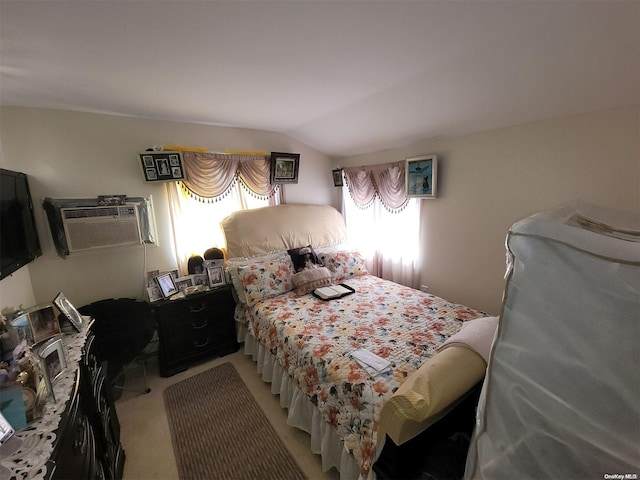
[0,169,42,280]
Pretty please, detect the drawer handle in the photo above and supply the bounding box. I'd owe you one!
[74,421,88,453]
[194,337,210,348]
[74,438,85,453]
[191,319,209,329]
[189,304,206,313]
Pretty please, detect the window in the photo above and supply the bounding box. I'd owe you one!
[166,152,281,273]
[342,163,421,287]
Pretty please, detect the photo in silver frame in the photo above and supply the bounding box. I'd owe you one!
[53,292,84,332]
[37,335,67,401]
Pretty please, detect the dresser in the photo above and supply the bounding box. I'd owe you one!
[0,323,125,479]
[153,286,239,377]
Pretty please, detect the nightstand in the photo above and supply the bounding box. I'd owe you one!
[152,286,239,377]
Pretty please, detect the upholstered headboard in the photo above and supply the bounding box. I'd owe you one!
[221,204,347,258]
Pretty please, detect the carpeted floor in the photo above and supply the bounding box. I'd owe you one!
[163,362,307,480]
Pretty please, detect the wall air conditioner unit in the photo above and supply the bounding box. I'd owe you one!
[61,204,142,253]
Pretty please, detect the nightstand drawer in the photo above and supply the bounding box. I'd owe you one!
[159,312,220,336]
[162,324,223,350]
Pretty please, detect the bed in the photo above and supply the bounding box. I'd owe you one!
[221,204,493,479]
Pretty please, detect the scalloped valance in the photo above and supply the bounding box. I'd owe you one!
[181,151,279,202]
[343,161,407,211]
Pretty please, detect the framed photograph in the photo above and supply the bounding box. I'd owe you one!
[146,286,162,303]
[169,154,180,166]
[207,265,225,288]
[192,273,208,286]
[13,305,61,345]
[0,411,15,445]
[142,155,155,168]
[155,272,179,299]
[405,154,438,198]
[146,269,160,287]
[139,151,186,182]
[145,168,157,181]
[332,169,343,187]
[53,292,84,332]
[174,275,194,292]
[10,313,34,345]
[28,305,61,344]
[37,335,67,401]
[270,152,300,184]
[203,259,223,269]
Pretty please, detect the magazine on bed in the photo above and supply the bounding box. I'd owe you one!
[313,284,355,300]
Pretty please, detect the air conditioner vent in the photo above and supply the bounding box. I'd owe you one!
[60,205,142,252]
[63,206,123,219]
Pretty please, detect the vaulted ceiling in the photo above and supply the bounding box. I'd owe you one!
[1,1,637,157]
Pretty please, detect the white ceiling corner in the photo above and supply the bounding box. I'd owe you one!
[0,1,637,157]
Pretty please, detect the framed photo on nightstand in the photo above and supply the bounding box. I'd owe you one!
[155,272,179,299]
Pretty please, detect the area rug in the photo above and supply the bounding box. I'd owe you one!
[163,362,306,480]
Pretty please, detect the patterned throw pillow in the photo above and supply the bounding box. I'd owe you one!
[237,257,295,307]
[318,250,368,282]
[227,252,289,304]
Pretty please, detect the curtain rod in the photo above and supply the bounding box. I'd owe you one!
[156,145,269,156]
[342,160,405,171]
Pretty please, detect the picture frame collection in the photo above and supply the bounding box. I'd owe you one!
[145,261,227,302]
[8,295,84,404]
[11,305,61,346]
[139,151,186,183]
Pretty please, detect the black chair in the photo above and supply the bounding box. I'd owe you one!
[79,298,154,397]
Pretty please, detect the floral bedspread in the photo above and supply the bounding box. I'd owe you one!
[243,274,484,476]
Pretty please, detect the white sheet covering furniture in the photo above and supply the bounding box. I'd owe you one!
[465,202,640,479]
[222,204,489,479]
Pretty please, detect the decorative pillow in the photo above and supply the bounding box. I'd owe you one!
[226,251,289,304]
[292,267,332,295]
[437,316,499,363]
[318,250,368,282]
[237,257,295,307]
[288,245,322,272]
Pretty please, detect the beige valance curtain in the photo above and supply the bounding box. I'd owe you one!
[181,151,281,202]
[343,161,407,211]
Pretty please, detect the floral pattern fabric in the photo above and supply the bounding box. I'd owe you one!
[237,256,295,307]
[242,273,485,476]
[317,249,368,282]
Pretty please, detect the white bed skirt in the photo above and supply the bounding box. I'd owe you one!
[237,322,381,480]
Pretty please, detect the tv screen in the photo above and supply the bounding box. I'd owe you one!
[0,169,42,280]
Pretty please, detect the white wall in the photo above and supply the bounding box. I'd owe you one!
[2,106,637,316]
[337,106,639,314]
[0,107,336,309]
